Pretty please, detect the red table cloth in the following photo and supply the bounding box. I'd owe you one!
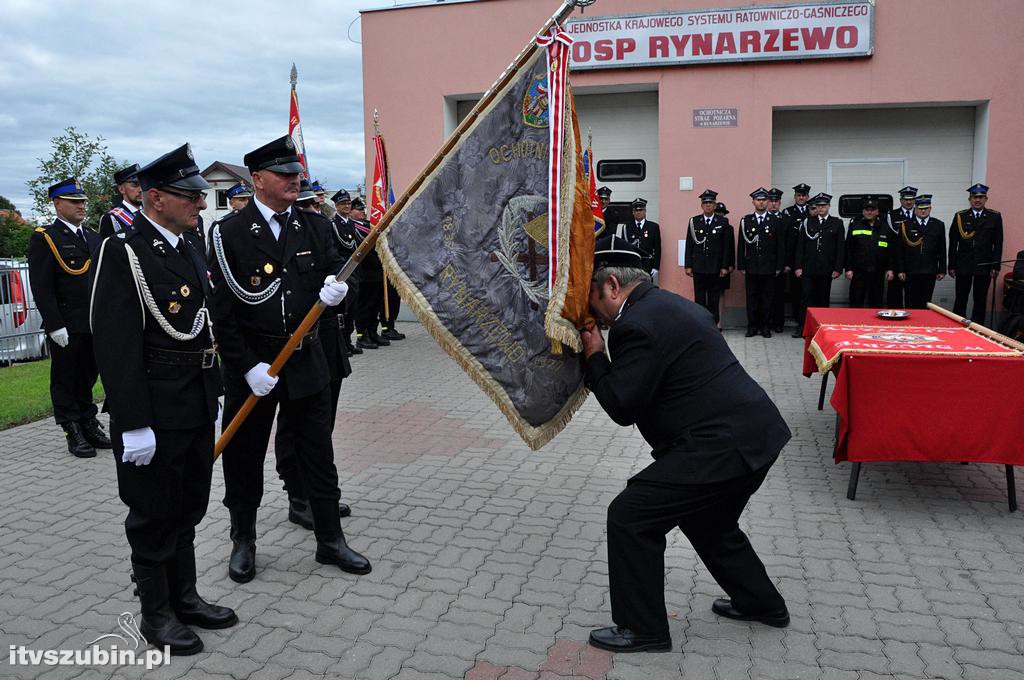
[800,308,1024,465]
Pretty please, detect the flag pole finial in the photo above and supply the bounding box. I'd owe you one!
[290,63,297,88]
[373,108,381,136]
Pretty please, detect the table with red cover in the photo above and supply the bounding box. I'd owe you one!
[799,308,1024,510]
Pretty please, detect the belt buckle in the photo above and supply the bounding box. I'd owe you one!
[201,348,216,369]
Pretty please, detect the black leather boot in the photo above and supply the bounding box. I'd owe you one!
[62,422,96,458]
[228,508,256,583]
[310,499,371,575]
[79,417,112,449]
[356,333,379,350]
[289,496,351,530]
[380,325,406,341]
[132,562,203,656]
[368,328,390,346]
[168,546,238,629]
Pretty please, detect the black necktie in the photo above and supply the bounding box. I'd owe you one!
[705,218,712,225]
[974,211,981,219]
[74,227,87,246]
[905,210,911,219]
[273,211,290,237]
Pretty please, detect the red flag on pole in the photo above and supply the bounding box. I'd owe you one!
[288,63,310,179]
[369,114,394,226]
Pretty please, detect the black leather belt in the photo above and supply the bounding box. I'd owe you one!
[144,346,218,369]
[251,324,319,350]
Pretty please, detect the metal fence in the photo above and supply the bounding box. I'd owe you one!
[0,260,48,366]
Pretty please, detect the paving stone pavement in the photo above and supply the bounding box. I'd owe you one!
[1,322,1023,680]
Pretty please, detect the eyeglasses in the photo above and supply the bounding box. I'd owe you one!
[160,188,207,204]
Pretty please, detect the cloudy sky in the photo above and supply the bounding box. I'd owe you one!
[0,0,417,216]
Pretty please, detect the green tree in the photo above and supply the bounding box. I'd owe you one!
[26,127,125,230]
[0,196,34,258]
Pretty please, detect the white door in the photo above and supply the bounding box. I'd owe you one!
[773,106,976,308]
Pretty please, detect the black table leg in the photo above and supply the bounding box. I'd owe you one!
[1007,466,1017,513]
[818,372,829,411]
[846,462,862,500]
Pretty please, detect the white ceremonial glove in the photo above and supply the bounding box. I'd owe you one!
[49,327,69,347]
[650,269,659,285]
[244,362,279,397]
[215,400,224,433]
[121,427,157,466]
[319,276,349,306]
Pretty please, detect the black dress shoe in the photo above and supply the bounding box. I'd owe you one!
[348,342,363,355]
[368,329,390,347]
[62,422,96,458]
[588,626,671,653]
[712,599,790,628]
[315,536,372,574]
[356,335,379,350]
[745,328,758,338]
[381,328,406,341]
[79,417,112,449]
[761,329,772,338]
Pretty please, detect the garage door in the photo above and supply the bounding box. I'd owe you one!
[772,107,976,306]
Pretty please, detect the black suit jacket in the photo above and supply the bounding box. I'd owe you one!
[26,219,102,333]
[736,213,784,275]
[208,200,343,399]
[585,283,791,484]
[684,213,734,274]
[794,215,845,275]
[90,215,221,431]
[948,208,1003,274]
[897,218,946,275]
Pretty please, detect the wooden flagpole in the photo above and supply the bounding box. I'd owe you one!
[927,302,1024,351]
[214,0,592,458]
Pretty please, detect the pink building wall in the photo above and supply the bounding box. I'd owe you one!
[362,0,1022,308]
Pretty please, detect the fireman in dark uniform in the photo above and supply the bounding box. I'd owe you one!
[781,184,812,332]
[793,193,844,332]
[766,187,791,332]
[331,189,361,355]
[737,188,784,338]
[886,186,917,308]
[91,145,237,655]
[618,198,661,278]
[844,196,893,308]
[275,181,353,529]
[949,183,1003,324]
[896,194,946,309]
[350,197,389,349]
[208,135,370,583]
[98,164,143,239]
[26,178,110,458]
[684,189,734,325]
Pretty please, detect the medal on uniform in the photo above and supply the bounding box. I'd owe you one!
[250,276,261,286]
[168,301,182,314]
[180,284,190,298]
[263,263,274,274]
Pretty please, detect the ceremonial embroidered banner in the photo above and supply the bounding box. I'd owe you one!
[808,324,1021,374]
[378,28,594,450]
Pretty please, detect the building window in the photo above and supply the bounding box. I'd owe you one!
[597,159,646,182]
[216,189,229,209]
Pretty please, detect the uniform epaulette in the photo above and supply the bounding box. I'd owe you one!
[34,226,46,233]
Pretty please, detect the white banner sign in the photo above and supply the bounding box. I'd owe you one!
[565,1,874,70]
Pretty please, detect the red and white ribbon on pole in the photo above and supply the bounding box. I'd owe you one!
[536,26,574,293]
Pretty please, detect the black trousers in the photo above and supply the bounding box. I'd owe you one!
[356,277,384,334]
[275,320,345,499]
[607,465,785,637]
[222,384,340,513]
[800,275,832,313]
[48,333,99,425]
[744,273,775,331]
[848,271,885,309]
[770,271,790,328]
[379,280,402,329]
[885,276,906,309]
[112,422,214,565]
[905,274,937,310]
[953,273,993,324]
[692,273,723,323]
[342,277,361,339]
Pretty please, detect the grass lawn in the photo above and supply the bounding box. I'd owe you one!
[0,359,104,430]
